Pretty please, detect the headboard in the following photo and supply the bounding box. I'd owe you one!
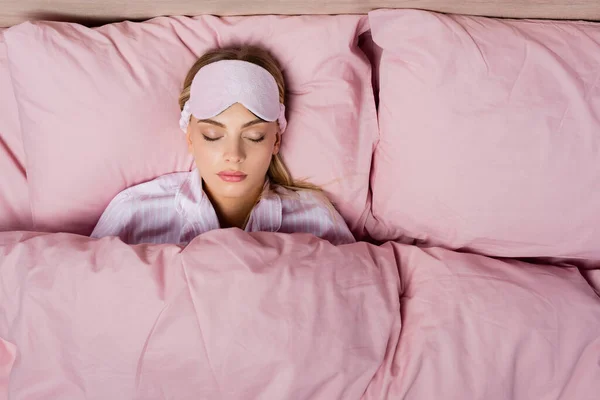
[1,0,600,27]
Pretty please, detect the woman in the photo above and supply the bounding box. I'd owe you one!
[91,46,355,245]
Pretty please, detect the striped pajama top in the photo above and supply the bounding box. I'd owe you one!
[90,169,355,246]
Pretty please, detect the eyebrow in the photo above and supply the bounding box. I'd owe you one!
[197,118,267,129]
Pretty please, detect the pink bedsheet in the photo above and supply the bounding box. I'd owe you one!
[1,230,598,399]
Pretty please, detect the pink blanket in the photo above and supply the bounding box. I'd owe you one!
[0,230,400,399]
[1,231,599,399]
[364,246,600,399]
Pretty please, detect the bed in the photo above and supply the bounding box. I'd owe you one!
[1,1,599,399]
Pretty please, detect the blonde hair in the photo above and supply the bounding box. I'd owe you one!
[179,45,323,195]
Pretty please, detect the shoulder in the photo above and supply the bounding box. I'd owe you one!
[274,185,325,210]
[98,170,190,222]
[122,170,190,200]
[91,170,191,241]
[274,185,356,245]
[275,185,339,225]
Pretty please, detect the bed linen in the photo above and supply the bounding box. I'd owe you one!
[367,9,600,264]
[0,230,400,399]
[1,230,599,399]
[0,29,31,232]
[3,15,376,237]
[364,244,600,400]
[1,7,599,400]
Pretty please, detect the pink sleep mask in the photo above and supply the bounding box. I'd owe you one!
[179,59,287,133]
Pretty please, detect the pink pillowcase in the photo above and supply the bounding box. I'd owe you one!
[367,10,600,262]
[0,30,31,232]
[4,16,376,236]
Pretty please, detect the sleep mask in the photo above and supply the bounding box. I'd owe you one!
[179,59,287,133]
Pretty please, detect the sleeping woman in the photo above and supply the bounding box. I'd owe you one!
[91,46,355,246]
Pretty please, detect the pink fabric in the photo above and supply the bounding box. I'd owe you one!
[0,29,32,232]
[90,169,355,245]
[368,9,600,263]
[0,27,21,399]
[183,59,287,132]
[358,30,382,105]
[3,16,376,237]
[581,269,600,296]
[0,230,399,399]
[363,243,600,400]
[0,339,15,400]
[2,231,598,398]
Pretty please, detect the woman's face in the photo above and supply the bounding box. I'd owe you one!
[186,103,281,201]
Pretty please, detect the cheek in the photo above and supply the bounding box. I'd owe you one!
[249,144,275,167]
[191,141,221,169]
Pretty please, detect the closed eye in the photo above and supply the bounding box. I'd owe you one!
[247,136,265,143]
[202,135,221,142]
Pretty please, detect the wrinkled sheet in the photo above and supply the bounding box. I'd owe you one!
[364,244,600,400]
[0,230,400,399]
[1,230,599,399]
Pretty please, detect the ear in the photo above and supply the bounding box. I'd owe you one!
[273,131,281,155]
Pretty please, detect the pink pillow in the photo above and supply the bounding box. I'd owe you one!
[365,243,600,399]
[368,10,600,262]
[0,30,31,232]
[358,30,382,105]
[4,16,376,236]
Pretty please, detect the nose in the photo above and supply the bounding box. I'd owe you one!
[224,138,245,164]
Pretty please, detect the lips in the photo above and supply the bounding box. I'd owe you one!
[217,170,247,183]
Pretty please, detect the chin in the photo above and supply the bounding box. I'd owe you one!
[218,185,251,199]
[209,180,257,199]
